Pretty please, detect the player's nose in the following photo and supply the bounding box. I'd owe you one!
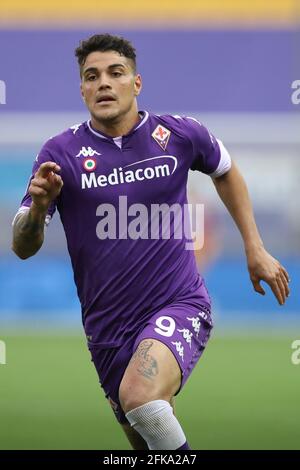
[97,76,112,90]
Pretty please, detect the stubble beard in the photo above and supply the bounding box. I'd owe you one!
[91,100,135,128]
[92,106,120,125]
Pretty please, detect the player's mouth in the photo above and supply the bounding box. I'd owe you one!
[95,95,117,105]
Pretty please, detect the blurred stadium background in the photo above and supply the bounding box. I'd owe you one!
[0,0,299,450]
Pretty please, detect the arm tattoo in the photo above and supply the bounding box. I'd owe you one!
[12,210,45,258]
[15,211,44,239]
[131,340,158,381]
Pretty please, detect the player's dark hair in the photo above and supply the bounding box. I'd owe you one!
[75,33,137,75]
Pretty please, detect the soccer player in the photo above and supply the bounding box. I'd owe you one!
[12,34,290,450]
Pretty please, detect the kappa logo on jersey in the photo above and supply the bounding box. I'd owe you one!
[178,328,193,348]
[187,317,201,337]
[152,125,171,151]
[70,123,81,135]
[76,146,101,158]
[83,158,97,172]
[172,341,185,362]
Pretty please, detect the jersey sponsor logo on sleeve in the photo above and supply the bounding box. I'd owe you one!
[152,125,171,151]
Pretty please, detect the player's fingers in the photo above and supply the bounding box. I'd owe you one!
[31,177,52,192]
[269,279,284,306]
[280,271,290,298]
[251,279,265,296]
[29,185,48,197]
[52,174,64,188]
[276,275,286,305]
[46,173,63,193]
[36,162,61,179]
[280,265,290,284]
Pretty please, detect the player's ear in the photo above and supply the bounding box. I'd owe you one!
[134,74,142,96]
[80,83,86,102]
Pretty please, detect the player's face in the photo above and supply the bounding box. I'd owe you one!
[80,51,142,124]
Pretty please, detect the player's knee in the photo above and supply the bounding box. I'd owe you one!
[119,379,167,414]
[125,399,187,450]
[118,382,151,413]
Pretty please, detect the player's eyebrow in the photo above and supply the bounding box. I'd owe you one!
[83,63,127,76]
[108,63,127,70]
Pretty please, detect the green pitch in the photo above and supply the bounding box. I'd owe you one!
[0,332,299,449]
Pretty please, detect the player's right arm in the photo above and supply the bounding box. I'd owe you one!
[12,162,63,259]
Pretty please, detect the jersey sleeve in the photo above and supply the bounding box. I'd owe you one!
[12,139,60,227]
[179,116,231,177]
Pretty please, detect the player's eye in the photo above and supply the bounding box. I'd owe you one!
[86,75,96,81]
[112,72,122,77]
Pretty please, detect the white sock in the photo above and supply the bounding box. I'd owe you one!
[125,399,186,450]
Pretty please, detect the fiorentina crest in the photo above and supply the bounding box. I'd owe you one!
[152,125,171,151]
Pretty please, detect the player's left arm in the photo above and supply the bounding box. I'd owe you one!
[212,160,290,305]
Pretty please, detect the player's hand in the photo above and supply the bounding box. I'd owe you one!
[29,162,63,212]
[246,246,290,305]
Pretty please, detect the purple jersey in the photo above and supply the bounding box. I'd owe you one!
[16,112,230,346]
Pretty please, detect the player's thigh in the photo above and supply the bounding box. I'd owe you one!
[119,339,181,412]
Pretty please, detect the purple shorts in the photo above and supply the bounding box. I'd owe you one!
[87,297,213,424]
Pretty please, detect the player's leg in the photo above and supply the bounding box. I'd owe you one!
[120,397,176,450]
[120,422,148,450]
[119,339,189,450]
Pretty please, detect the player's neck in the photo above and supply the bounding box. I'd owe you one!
[90,108,141,138]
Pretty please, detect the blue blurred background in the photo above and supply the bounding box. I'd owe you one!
[0,0,300,451]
